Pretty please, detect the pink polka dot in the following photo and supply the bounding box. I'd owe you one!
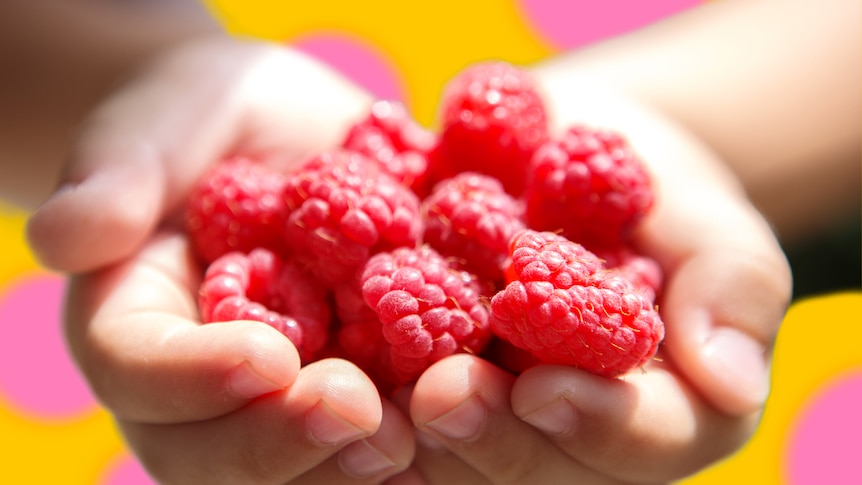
[0,273,96,417]
[785,370,862,485]
[101,454,157,485]
[517,0,702,50]
[292,34,405,101]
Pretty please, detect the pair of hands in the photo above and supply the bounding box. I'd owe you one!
[27,37,791,484]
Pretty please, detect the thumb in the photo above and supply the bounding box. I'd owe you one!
[26,137,168,274]
[26,38,372,273]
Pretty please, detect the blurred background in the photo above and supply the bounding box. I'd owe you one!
[1,1,859,483]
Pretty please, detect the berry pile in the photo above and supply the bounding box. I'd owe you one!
[187,61,665,392]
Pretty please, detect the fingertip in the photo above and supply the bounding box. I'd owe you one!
[700,326,772,414]
[226,360,287,399]
[410,354,477,424]
[96,319,301,422]
[188,320,300,401]
[661,251,790,416]
[410,355,513,441]
[298,358,384,435]
[26,157,164,273]
[511,365,601,436]
[337,400,415,480]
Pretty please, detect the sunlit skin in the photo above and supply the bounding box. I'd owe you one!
[1,0,857,483]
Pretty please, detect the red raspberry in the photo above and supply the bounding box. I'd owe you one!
[332,283,405,395]
[351,246,493,387]
[431,61,549,195]
[596,246,663,302]
[186,157,287,264]
[524,125,654,249]
[490,230,664,377]
[282,150,424,288]
[198,248,332,363]
[422,172,526,281]
[343,100,436,196]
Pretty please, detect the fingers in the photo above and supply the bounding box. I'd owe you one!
[411,357,757,485]
[528,73,792,415]
[27,37,373,273]
[410,355,622,485]
[121,358,391,485]
[628,116,792,416]
[66,220,413,484]
[65,230,300,423]
[295,399,417,484]
[510,364,756,484]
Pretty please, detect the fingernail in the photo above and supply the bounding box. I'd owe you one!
[425,394,486,441]
[307,401,367,446]
[227,361,284,399]
[415,429,446,450]
[521,398,577,436]
[702,327,770,409]
[339,439,396,479]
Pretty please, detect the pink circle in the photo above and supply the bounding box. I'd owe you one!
[517,0,702,50]
[292,34,405,101]
[785,370,862,485]
[101,454,157,485]
[0,273,96,417]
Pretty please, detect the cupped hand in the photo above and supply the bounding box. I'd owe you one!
[404,70,792,484]
[68,230,415,484]
[54,38,417,484]
[27,36,371,274]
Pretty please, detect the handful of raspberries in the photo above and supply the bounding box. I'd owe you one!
[188,61,665,394]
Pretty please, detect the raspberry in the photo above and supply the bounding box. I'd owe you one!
[282,150,424,288]
[431,61,549,195]
[186,157,288,264]
[332,283,405,394]
[422,172,526,281]
[596,246,663,302]
[198,248,332,363]
[347,246,493,387]
[524,125,654,248]
[490,230,664,377]
[343,100,436,196]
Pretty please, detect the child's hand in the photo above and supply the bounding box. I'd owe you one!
[402,73,792,484]
[51,39,417,483]
[26,37,370,274]
[67,230,415,484]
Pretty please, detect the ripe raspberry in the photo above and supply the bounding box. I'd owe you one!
[332,283,406,395]
[282,150,424,288]
[198,248,332,363]
[186,157,288,264]
[524,125,654,249]
[422,172,526,281]
[431,61,549,195]
[596,246,663,302]
[490,230,664,377]
[351,246,493,386]
[343,100,436,196]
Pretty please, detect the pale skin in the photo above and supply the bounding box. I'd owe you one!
[2,0,858,483]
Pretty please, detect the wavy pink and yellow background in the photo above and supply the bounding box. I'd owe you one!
[1,1,859,483]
